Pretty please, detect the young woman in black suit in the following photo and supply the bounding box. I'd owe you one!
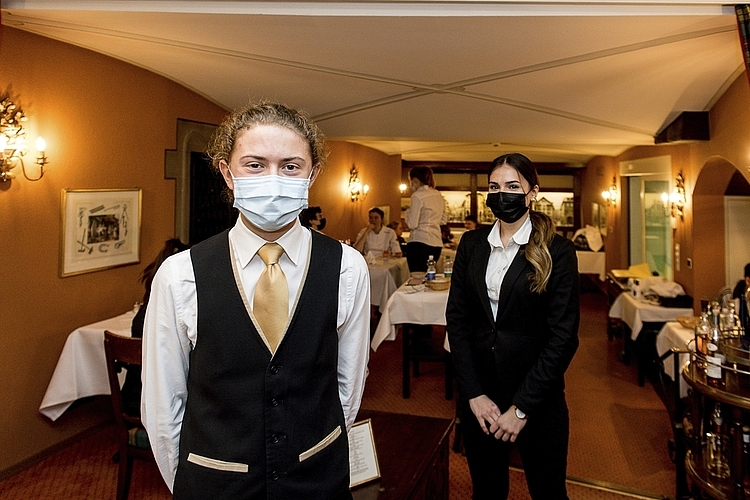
[446,153,580,499]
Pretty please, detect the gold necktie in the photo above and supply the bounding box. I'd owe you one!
[253,243,289,352]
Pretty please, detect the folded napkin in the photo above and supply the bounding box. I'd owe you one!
[649,280,686,298]
[365,251,376,265]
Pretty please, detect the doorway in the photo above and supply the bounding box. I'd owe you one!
[693,159,750,303]
[621,156,672,279]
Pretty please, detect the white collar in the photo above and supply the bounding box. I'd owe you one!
[487,215,532,249]
[230,218,307,268]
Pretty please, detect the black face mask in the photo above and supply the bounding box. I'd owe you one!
[486,191,530,223]
[317,217,327,231]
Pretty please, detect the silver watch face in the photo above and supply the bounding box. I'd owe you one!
[515,407,527,419]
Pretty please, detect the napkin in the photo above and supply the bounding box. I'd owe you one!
[365,251,376,265]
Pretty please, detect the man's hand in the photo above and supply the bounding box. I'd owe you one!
[468,395,501,436]
[488,405,527,442]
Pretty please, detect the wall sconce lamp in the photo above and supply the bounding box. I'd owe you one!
[399,183,408,194]
[349,165,369,202]
[0,95,49,183]
[601,177,617,206]
[661,171,686,222]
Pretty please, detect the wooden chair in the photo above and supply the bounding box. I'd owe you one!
[401,324,453,400]
[104,331,153,500]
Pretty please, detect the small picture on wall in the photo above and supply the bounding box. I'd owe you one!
[60,188,142,277]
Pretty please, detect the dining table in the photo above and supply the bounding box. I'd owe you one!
[368,256,410,311]
[371,283,449,352]
[371,282,452,398]
[39,309,136,421]
[576,250,606,280]
[608,291,694,341]
[608,291,693,386]
[655,320,694,398]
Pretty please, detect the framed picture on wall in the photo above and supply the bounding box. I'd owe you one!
[60,188,142,277]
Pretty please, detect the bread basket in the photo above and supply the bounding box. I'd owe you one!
[426,278,451,291]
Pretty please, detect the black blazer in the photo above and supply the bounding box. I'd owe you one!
[446,222,580,417]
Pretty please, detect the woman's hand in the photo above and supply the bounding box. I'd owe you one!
[469,395,502,435]
[488,405,527,442]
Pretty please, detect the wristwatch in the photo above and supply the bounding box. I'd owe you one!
[514,407,527,420]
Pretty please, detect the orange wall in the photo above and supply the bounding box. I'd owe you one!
[310,141,402,243]
[0,28,228,472]
[579,73,750,310]
[0,27,405,475]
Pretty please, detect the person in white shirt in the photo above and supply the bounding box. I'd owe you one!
[352,207,402,257]
[141,102,370,500]
[405,166,447,272]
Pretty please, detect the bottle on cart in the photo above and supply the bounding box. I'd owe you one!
[426,255,436,281]
[743,425,750,497]
[695,313,710,360]
[706,310,726,388]
[443,255,453,278]
[711,300,721,330]
[705,403,730,479]
[724,301,739,338]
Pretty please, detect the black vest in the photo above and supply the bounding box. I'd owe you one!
[173,230,351,500]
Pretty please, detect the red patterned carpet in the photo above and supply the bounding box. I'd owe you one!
[0,291,674,499]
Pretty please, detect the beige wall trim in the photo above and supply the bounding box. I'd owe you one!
[165,119,218,243]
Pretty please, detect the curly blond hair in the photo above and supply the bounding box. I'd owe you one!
[206,101,328,173]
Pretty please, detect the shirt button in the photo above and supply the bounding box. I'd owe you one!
[270,470,279,481]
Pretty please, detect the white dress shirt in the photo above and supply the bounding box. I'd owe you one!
[405,185,447,247]
[141,218,371,490]
[485,216,532,319]
[355,226,402,255]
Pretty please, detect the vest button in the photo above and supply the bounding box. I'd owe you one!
[270,470,280,481]
[270,398,280,407]
[270,364,280,374]
[270,433,280,444]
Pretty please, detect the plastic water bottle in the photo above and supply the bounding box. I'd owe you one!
[443,255,453,278]
[426,255,436,281]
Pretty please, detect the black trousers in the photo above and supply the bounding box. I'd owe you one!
[406,242,442,272]
[461,395,570,500]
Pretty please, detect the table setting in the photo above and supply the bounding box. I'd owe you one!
[39,307,137,421]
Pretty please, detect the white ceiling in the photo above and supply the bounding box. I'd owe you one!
[1,1,744,165]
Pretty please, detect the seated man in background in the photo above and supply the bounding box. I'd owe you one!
[464,214,479,231]
[441,224,455,248]
[353,207,402,257]
[299,205,326,232]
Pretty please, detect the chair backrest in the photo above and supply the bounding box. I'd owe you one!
[104,331,142,427]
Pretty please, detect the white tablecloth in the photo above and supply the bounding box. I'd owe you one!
[608,292,693,340]
[371,284,449,351]
[368,257,410,309]
[576,251,606,280]
[39,310,135,421]
[656,321,694,398]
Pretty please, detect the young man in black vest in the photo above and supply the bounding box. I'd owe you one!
[142,102,371,499]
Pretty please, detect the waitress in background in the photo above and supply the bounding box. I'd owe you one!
[404,166,447,272]
[446,153,579,499]
[121,238,190,416]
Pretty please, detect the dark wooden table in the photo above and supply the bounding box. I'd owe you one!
[352,410,454,500]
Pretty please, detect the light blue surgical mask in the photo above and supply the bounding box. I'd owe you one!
[231,173,310,232]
